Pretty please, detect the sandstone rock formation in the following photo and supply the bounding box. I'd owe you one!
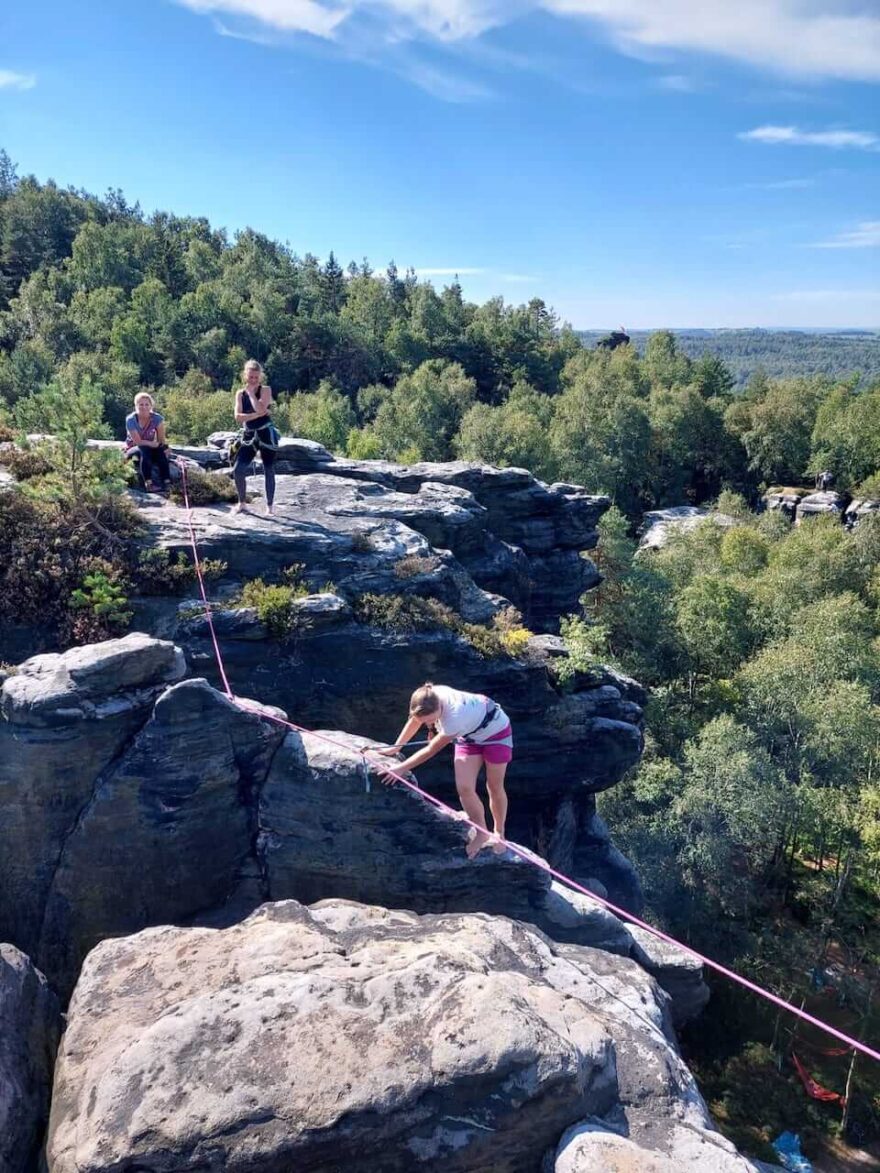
[795,490,848,524]
[0,944,61,1173]
[46,900,754,1173]
[638,506,736,552]
[0,635,703,1019]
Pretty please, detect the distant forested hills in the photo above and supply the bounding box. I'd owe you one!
[579,328,880,387]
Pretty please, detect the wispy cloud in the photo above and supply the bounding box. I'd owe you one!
[546,1,880,83]
[744,176,816,190]
[0,69,36,91]
[399,60,496,102]
[772,289,880,303]
[812,221,880,249]
[740,125,880,150]
[174,2,880,97]
[412,266,537,284]
[415,267,486,276]
[656,73,699,92]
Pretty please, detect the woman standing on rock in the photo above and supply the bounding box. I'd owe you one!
[375,683,513,858]
[232,360,278,515]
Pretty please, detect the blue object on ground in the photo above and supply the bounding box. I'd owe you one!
[772,1131,813,1173]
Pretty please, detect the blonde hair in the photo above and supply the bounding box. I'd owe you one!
[410,683,440,718]
[134,392,154,408]
[242,359,263,380]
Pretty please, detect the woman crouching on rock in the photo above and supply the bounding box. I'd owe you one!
[375,683,513,858]
[232,359,278,515]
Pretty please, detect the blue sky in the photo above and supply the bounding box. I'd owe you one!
[1,1,877,327]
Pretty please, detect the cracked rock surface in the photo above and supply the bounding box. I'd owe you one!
[47,900,751,1173]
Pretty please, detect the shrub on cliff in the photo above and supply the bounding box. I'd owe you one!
[352,593,533,660]
[0,488,141,640]
[168,467,237,506]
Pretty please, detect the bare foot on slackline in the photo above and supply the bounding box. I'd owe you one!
[466,827,491,859]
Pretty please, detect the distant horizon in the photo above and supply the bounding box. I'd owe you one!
[576,325,879,334]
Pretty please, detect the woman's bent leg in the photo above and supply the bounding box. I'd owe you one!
[154,446,172,484]
[455,755,491,858]
[486,761,510,852]
[138,446,155,486]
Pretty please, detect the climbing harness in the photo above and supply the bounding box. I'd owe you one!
[458,699,500,744]
[177,464,880,1066]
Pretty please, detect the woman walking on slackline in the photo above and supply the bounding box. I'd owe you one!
[232,359,278,515]
[375,683,513,858]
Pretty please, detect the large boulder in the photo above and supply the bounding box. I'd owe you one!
[639,506,736,552]
[845,497,880,529]
[36,679,285,996]
[136,476,500,624]
[763,487,808,522]
[795,490,848,524]
[555,1119,762,1171]
[0,945,61,1173]
[46,899,735,1173]
[0,634,185,965]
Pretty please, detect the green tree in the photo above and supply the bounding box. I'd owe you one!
[287,380,356,452]
[369,359,476,461]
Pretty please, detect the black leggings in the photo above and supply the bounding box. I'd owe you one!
[234,442,276,506]
[138,445,171,486]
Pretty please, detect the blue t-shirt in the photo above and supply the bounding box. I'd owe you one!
[126,411,163,442]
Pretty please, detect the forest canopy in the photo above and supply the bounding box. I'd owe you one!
[2,150,878,513]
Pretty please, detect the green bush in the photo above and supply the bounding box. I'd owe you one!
[393,555,441,579]
[0,488,141,642]
[554,615,611,685]
[0,446,54,481]
[168,467,237,506]
[163,388,232,445]
[238,575,309,638]
[351,593,530,660]
[132,548,227,596]
[66,563,132,643]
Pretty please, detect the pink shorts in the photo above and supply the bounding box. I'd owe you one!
[454,724,513,765]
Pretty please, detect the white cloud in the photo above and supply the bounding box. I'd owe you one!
[545,1,880,82]
[0,69,36,91]
[178,0,347,39]
[812,221,880,249]
[740,125,879,150]
[175,2,880,89]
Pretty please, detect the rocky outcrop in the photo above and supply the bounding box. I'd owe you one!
[795,490,848,524]
[0,945,61,1173]
[0,634,186,969]
[177,440,609,630]
[845,497,880,529]
[763,487,810,522]
[0,636,695,1019]
[638,506,736,552]
[47,899,751,1173]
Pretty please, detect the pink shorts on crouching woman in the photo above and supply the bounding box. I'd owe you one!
[454,724,513,764]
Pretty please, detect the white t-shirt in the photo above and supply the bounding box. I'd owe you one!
[432,686,509,742]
